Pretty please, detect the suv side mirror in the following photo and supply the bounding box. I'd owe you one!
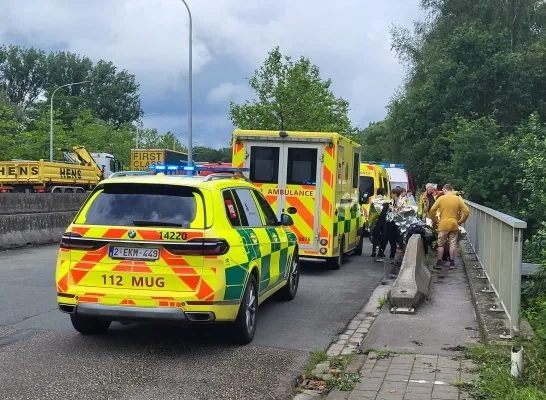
[280,213,294,226]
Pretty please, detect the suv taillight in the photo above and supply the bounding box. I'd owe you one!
[163,238,230,256]
[60,232,105,251]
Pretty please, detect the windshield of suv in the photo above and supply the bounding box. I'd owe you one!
[78,183,205,229]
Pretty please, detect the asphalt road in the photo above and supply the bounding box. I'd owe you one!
[0,243,385,400]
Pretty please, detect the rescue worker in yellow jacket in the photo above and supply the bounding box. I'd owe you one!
[418,183,438,219]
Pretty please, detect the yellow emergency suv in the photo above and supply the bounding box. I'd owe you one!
[359,162,391,234]
[55,165,300,344]
[232,130,365,270]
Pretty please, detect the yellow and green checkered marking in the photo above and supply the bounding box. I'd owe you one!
[333,203,362,249]
[223,227,296,300]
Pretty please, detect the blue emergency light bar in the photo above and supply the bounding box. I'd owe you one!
[377,162,405,169]
[361,161,406,169]
[151,165,181,171]
[148,164,250,173]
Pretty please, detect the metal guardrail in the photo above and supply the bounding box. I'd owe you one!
[462,199,527,338]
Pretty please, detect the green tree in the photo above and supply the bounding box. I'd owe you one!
[135,126,164,149]
[68,110,137,167]
[191,146,233,163]
[229,46,354,136]
[15,109,69,160]
[0,45,142,128]
[84,60,141,126]
[159,131,186,153]
[371,0,546,191]
[360,120,398,162]
[509,113,546,233]
[0,105,22,159]
[439,116,519,212]
[0,45,48,110]
[217,147,232,162]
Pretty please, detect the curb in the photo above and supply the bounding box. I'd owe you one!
[293,280,392,400]
[326,283,391,357]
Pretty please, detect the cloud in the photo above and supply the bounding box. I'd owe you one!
[142,112,233,149]
[0,0,425,143]
[207,82,253,105]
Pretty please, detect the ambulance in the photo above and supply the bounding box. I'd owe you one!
[359,162,391,234]
[232,130,365,270]
[381,163,414,192]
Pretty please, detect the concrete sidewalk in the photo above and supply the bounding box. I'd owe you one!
[327,258,479,400]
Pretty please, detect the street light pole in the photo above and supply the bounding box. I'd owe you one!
[49,80,90,162]
[180,0,193,172]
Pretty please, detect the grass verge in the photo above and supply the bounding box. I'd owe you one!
[461,341,546,400]
[302,349,328,379]
[378,294,388,308]
[300,349,361,392]
[361,348,413,358]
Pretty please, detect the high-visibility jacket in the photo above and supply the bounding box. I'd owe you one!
[418,192,438,218]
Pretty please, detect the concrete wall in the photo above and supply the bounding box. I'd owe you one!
[0,193,89,249]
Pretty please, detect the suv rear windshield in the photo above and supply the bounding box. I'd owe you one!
[79,183,204,228]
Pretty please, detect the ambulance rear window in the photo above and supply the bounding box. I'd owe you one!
[287,148,317,185]
[360,176,374,198]
[250,147,280,184]
[80,183,204,229]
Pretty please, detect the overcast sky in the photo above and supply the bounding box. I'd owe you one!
[0,0,423,148]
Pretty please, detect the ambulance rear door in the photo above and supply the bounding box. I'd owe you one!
[245,141,323,252]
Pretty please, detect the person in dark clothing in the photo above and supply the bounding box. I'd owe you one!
[382,219,399,263]
[372,206,391,262]
[376,187,403,264]
[370,188,389,258]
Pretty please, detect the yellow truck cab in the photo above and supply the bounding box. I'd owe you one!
[232,130,365,270]
[359,162,391,234]
[0,146,122,193]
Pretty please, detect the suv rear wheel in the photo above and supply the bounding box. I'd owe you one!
[277,251,300,301]
[231,274,258,345]
[70,314,111,335]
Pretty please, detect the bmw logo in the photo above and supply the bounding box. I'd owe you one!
[128,230,136,239]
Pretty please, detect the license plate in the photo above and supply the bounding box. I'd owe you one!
[109,246,160,261]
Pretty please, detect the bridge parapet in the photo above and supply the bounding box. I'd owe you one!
[462,200,527,338]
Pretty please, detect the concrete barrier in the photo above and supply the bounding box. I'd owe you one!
[0,193,89,215]
[388,234,432,310]
[0,193,89,249]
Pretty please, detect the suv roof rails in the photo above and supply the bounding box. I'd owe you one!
[110,171,153,178]
[202,172,252,183]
